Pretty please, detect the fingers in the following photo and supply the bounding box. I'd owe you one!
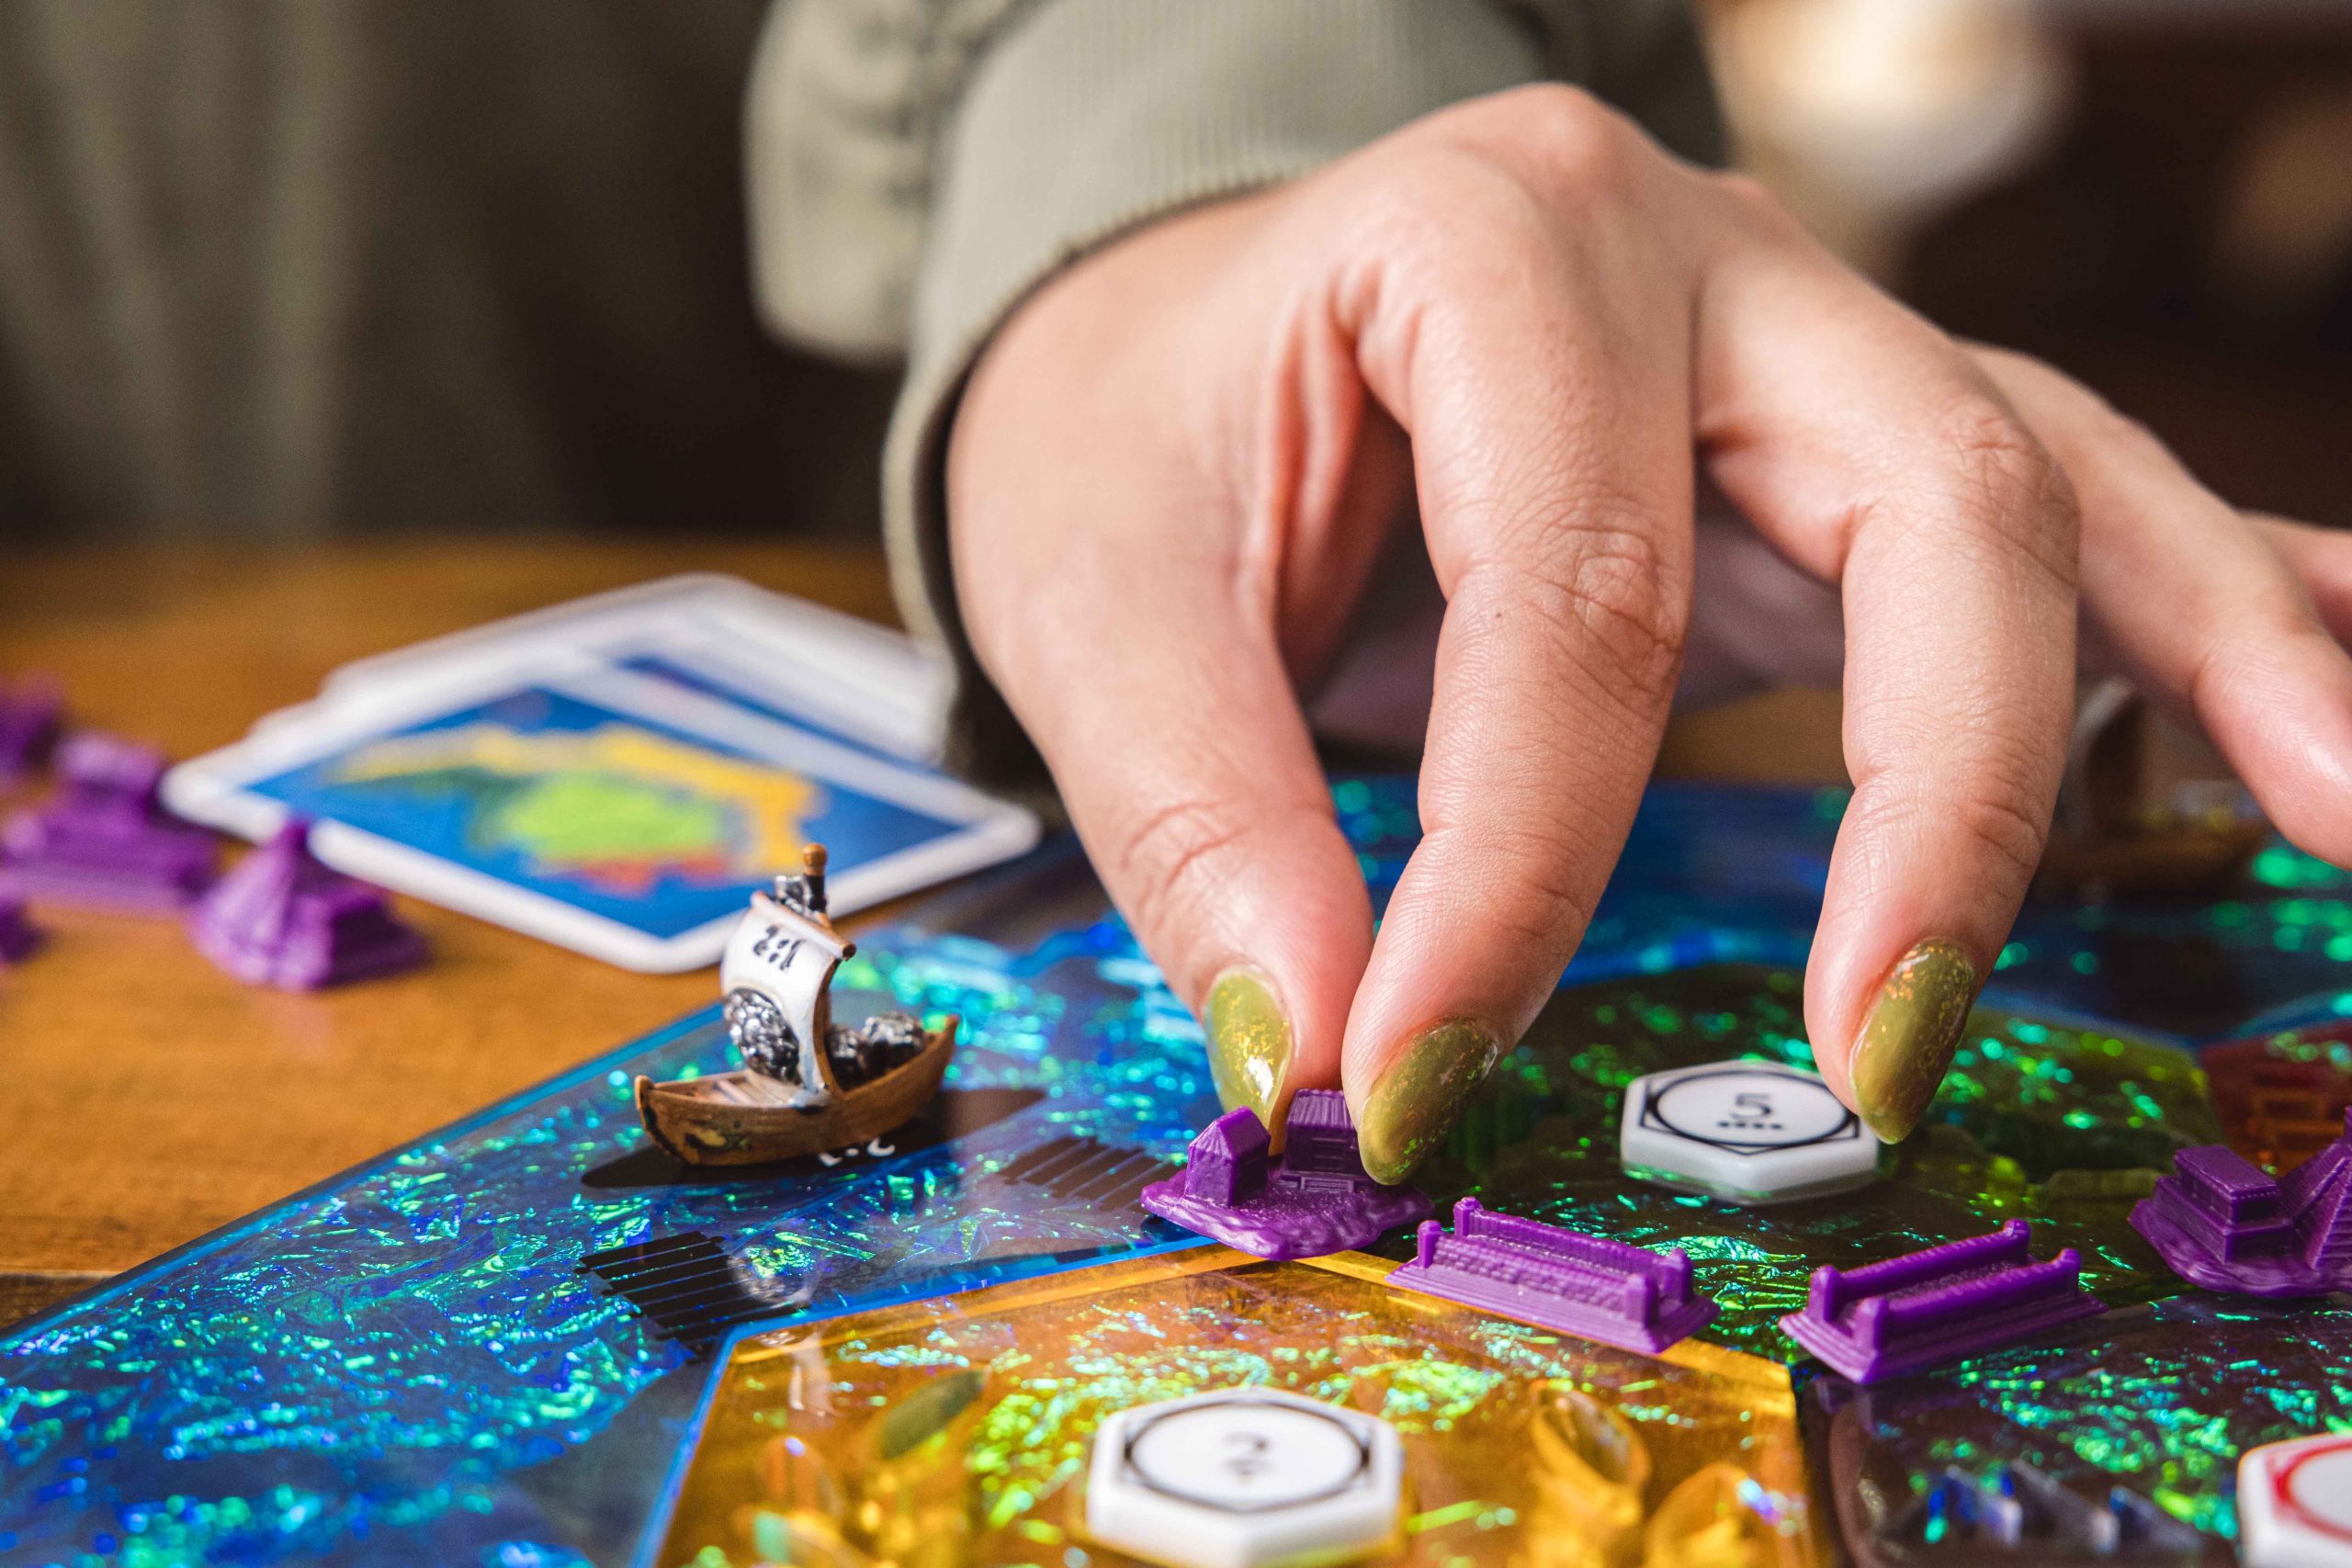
[945,197,1402,1143]
[1331,116,1699,1181]
[1697,228,2080,1141]
[1976,351,2352,867]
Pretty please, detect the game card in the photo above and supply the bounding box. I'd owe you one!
[164,657,1037,970]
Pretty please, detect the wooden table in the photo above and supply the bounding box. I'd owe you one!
[0,537,1840,1329]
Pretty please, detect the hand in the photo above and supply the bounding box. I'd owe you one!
[945,85,2352,1180]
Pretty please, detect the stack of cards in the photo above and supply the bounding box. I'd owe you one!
[163,576,1039,971]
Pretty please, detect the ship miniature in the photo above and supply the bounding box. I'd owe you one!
[635,844,957,1166]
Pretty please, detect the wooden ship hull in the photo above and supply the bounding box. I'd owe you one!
[635,1016,959,1167]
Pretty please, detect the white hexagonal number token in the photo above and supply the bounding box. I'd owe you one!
[1084,1388,1404,1568]
[2243,1433,2352,1568]
[1619,1060,1883,1206]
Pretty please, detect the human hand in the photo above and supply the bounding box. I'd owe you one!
[945,85,2352,1180]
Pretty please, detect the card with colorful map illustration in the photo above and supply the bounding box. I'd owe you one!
[163,662,1038,969]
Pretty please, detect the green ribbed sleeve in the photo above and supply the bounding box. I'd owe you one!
[749,0,1723,777]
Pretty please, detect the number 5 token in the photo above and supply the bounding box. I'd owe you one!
[1619,1060,1884,1206]
[2243,1433,2352,1568]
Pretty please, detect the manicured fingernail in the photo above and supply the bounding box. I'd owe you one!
[1849,940,1979,1142]
[1359,1019,1504,1185]
[1204,970,1292,1128]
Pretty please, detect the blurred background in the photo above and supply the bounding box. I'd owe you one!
[0,0,2346,546]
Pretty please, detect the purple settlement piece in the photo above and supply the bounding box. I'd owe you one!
[1385,1197,1720,1354]
[1779,1220,2107,1384]
[2129,1115,2352,1296]
[0,876,42,964]
[189,818,427,990]
[1,733,216,911]
[1140,1089,1430,1259]
[0,679,62,782]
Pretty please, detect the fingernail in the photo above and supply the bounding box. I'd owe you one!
[1359,1019,1504,1185]
[1204,970,1292,1128]
[1849,940,1979,1142]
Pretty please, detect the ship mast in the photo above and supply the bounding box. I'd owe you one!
[728,843,853,1107]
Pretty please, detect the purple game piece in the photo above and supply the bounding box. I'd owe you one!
[0,877,42,964]
[189,818,427,990]
[1385,1196,1720,1354]
[2129,1116,2352,1296]
[0,679,62,782]
[1,732,217,911]
[1778,1220,2107,1385]
[1139,1090,1430,1259]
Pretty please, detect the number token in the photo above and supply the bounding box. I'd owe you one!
[1618,1060,1883,1206]
[1085,1388,1403,1568]
[2243,1433,2352,1568]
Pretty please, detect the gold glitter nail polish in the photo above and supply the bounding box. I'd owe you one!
[1204,971,1291,1128]
[1358,1019,1503,1185]
[1849,940,1979,1143]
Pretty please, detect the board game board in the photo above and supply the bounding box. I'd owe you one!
[4,778,2350,1568]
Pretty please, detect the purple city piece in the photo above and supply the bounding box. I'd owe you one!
[0,680,62,782]
[0,878,42,964]
[1,733,217,911]
[1139,1090,1430,1259]
[1779,1220,2107,1384]
[2129,1115,2352,1296]
[1385,1196,1720,1355]
[189,818,427,990]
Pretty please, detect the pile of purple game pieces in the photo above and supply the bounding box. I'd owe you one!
[189,819,429,990]
[0,685,424,988]
[2129,1117,2352,1296]
[3,732,218,913]
[1387,1196,1721,1355]
[1140,1090,1430,1259]
[1779,1220,2107,1384]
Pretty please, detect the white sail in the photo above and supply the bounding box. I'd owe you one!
[720,892,849,1107]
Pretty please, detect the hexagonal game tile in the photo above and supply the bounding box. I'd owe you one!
[1619,1060,1883,1206]
[1084,1387,1404,1568]
[2242,1433,2352,1568]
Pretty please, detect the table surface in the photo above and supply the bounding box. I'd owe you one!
[0,536,1839,1328]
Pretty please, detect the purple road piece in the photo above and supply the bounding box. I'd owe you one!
[189,819,427,990]
[1,733,216,911]
[1140,1090,1430,1259]
[0,877,41,964]
[1385,1196,1720,1354]
[2130,1115,2352,1296]
[0,680,62,782]
[1779,1220,2107,1384]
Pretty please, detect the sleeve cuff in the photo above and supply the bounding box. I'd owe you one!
[879,0,1547,781]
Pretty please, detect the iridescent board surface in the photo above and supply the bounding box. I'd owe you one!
[4,779,2351,1568]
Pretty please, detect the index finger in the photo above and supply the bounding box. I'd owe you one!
[1332,119,1700,1182]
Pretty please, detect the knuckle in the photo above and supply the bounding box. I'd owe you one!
[1424,819,1600,953]
[1107,793,1258,942]
[1711,170,1803,238]
[1512,85,1634,192]
[1948,785,2052,888]
[1464,519,1688,714]
[1845,770,2052,897]
[1432,83,1640,204]
[1933,395,2081,586]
